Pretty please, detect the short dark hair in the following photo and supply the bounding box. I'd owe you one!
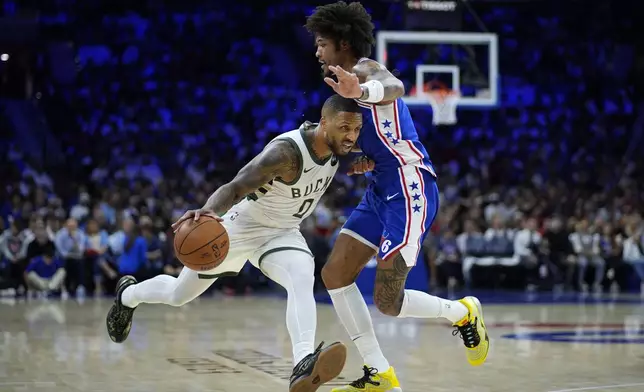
[305,1,375,59]
[322,94,361,116]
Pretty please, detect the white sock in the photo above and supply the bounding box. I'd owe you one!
[121,267,216,308]
[397,290,468,323]
[328,283,390,373]
[121,275,176,308]
[260,251,317,367]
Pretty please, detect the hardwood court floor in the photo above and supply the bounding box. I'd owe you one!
[0,293,643,392]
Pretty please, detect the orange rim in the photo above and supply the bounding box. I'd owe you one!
[424,80,456,102]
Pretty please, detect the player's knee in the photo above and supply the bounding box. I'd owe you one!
[288,270,315,292]
[322,235,375,290]
[262,254,315,292]
[321,262,354,290]
[321,263,339,289]
[167,291,191,307]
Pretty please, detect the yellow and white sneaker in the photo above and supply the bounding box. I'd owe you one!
[453,296,490,366]
[331,365,402,392]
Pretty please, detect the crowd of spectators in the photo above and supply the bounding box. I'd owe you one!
[1,1,643,298]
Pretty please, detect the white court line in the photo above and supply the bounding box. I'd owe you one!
[548,382,644,392]
[0,382,57,386]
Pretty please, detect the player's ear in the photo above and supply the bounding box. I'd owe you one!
[319,117,329,136]
[339,40,350,53]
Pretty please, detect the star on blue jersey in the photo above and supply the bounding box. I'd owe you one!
[412,194,421,201]
[412,205,421,213]
[355,98,436,179]
[410,182,419,190]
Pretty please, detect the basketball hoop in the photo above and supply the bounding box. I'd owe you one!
[424,81,460,125]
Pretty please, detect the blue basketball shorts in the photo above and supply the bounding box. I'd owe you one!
[341,165,439,267]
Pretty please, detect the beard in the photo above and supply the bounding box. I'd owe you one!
[329,140,353,156]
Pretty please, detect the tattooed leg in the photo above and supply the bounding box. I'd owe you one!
[373,253,410,316]
[374,251,469,322]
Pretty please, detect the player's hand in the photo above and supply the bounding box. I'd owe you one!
[324,65,362,99]
[171,208,223,232]
[348,155,375,175]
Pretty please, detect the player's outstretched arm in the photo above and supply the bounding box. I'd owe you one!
[352,59,405,104]
[202,140,299,215]
[325,60,404,105]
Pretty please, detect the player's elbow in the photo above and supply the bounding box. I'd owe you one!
[393,78,405,96]
[384,78,405,100]
[227,181,248,202]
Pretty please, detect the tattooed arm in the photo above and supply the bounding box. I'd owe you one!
[203,140,300,214]
[352,59,405,105]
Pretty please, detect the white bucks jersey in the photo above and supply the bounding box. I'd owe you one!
[239,125,339,228]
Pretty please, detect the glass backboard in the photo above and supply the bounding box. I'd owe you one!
[376,31,499,109]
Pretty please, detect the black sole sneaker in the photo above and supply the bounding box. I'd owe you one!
[106,275,138,343]
[289,341,347,392]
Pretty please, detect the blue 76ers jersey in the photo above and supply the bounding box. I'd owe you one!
[355,98,436,186]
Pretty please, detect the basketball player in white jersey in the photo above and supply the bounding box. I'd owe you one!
[106,94,366,392]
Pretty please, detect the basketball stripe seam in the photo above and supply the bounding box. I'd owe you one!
[177,220,218,253]
[178,228,227,256]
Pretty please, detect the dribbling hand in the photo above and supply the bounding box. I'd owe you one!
[324,65,362,99]
[347,155,375,176]
[171,208,223,232]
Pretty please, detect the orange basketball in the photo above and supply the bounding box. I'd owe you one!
[173,216,229,271]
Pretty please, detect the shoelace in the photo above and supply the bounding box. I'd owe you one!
[349,366,380,388]
[452,318,480,348]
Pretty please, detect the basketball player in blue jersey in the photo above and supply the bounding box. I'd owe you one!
[306,2,489,391]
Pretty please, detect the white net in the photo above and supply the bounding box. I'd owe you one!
[426,89,460,125]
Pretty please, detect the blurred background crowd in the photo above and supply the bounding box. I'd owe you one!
[1,0,643,299]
